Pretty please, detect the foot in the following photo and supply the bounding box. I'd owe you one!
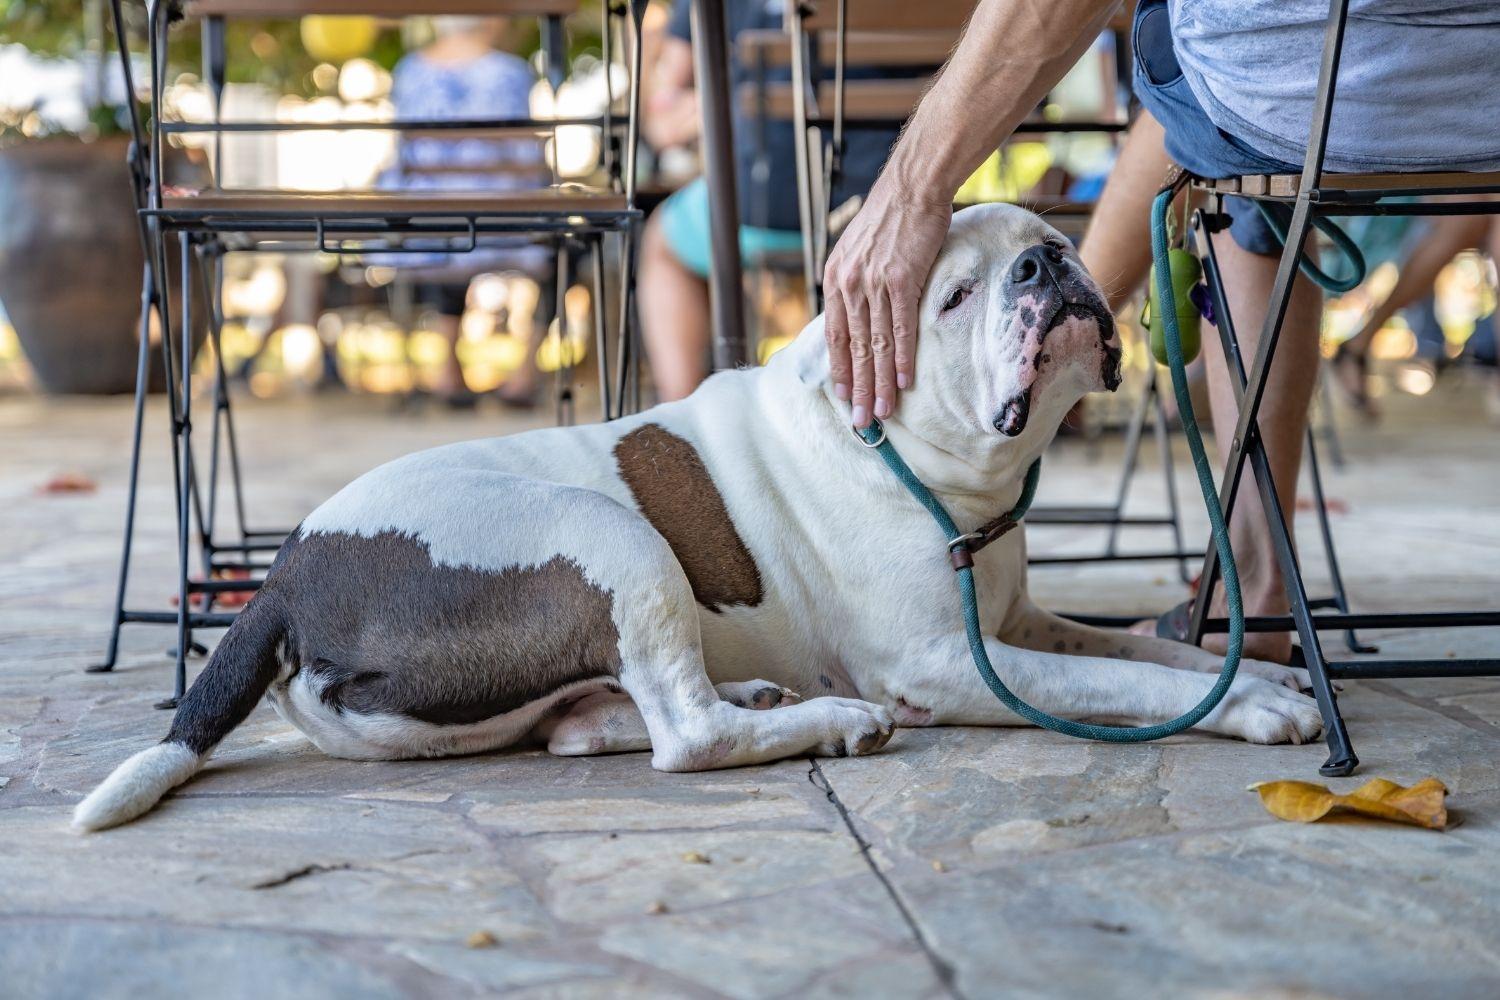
[1237,658,1313,692]
[1202,677,1323,745]
[1132,599,1294,665]
[808,698,897,758]
[714,680,804,710]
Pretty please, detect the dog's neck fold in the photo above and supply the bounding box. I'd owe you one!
[779,320,1047,509]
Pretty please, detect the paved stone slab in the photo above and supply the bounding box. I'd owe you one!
[883,797,1500,999]
[5,385,1500,998]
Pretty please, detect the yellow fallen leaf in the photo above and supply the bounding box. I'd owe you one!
[681,851,711,864]
[1250,777,1448,830]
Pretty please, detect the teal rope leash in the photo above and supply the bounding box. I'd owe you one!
[1252,201,1366,294]
[854,186,1245,741]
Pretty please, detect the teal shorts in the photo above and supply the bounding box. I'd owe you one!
[659,177,805,278]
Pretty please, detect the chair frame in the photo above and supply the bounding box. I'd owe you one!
[90,0,649,707]
[1182,0,1500,775]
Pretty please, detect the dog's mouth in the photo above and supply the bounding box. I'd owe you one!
[993,296,1120,437]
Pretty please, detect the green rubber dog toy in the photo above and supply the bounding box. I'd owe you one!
[1143,248,1203,366]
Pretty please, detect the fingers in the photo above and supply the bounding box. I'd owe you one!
[890,272,918,392]
[823,286,852,404]
[868,285,896,419]
[843,281,874,427]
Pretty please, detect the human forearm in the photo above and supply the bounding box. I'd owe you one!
[887,0,1120,202]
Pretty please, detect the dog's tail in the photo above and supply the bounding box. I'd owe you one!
[72,593,287,832]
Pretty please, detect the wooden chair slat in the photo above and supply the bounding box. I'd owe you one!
[1198,171,1500,199]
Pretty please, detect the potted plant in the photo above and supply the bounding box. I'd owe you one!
[0,0,212,394]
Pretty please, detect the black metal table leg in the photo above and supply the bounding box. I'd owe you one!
[689,0,749,370]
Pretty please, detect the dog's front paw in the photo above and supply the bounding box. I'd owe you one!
[1206,678,1324,745]
[811,699,896,758]
[1237,658,1314,692]
[714,679,803,710]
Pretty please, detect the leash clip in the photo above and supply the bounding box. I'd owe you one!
[946,531,983,571]
[851,419,887,448]
[945,515,1021,571]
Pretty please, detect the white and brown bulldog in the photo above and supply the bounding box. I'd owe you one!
[76,204,1321,831]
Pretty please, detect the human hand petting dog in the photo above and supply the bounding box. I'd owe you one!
[822,179,951,427]
[821,0,1117,428]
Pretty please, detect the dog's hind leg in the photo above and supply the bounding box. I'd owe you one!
[537,680,805,757]
[605,531,893,769]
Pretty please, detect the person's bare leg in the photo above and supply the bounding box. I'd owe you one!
[638,212,711,401]
[497,275,553,407]
[1343,215,1488,359]
[1200,231,1323,662]
[1080,110,1173,313]
[430,313,471,398]
[1334,216,1486,415]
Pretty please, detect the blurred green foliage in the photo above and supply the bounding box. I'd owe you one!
[2,0,605,95]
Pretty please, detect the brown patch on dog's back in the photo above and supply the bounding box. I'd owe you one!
[614,424,763,612]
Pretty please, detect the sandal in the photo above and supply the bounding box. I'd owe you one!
[1151,598,1306,668]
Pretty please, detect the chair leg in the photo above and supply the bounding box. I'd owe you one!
[89,262,158,674]
[553,241,575,427]
[1246,438,1359,776]
[1304,425,1376,654]
[1316,362,1347,469]
[162,232,198,710]
[1190,202,1358,775]
[615,220,641,416]
[1152,382,1194,584]
[1103,371,1155,557]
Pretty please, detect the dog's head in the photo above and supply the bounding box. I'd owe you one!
[903,203,1121,452]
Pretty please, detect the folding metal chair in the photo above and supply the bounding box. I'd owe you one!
[92,0,650,707]
[1181,0,1500,775]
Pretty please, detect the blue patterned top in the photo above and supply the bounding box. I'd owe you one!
[380,50,550,274]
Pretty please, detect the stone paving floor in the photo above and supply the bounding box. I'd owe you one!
[3,380,1499,999]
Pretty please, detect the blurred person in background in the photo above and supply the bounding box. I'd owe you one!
[636,0,912,401]
[1333,215,1500,419]
[384,15,554,408]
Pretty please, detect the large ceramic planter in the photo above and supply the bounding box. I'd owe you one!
[0,136,203,395]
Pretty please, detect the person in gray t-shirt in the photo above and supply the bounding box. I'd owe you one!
[821,0,1498,665]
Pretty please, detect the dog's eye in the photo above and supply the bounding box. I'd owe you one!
[1044,237,1072,256]
[940,285,970,312]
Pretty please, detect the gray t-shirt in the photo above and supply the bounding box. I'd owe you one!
[1169,0,1500,172]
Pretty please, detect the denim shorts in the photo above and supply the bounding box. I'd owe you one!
[1132,0,1302,256]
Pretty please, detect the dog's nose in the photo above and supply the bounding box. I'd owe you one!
[1009,243,1065,287]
